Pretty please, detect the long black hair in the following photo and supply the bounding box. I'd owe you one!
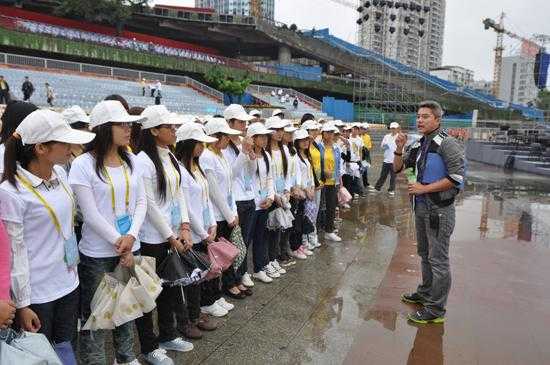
[175,139,205,180]
[0,101,38,145]
[137,129,181,202]
[294,139,320,188]
[266,134,288,177]
[226,120,241,156]
[84,123,133,181]
[128,106,144,153]
[2,137,54,186]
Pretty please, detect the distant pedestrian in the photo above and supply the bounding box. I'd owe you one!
[45,82,55,107]
[21,76,35,101]
[0,76,9,105]
[140,78,146,96]
[293,97,299,110]
[394,100,464,324]
[370,122,400,195]
[153,88,162,105]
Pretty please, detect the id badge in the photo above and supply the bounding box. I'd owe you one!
[202,207,211,227]
[115,214,132,235]
[275,177,285,193]
[170,202,181,228]
[259,189,268,200]
[243,175,253,192]
[64,233,79,268]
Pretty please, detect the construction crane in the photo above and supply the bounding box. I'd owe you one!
[483,13,546,97]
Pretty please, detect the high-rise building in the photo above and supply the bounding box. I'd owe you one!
[195,0,275,20]
[430,65,474,87]
[499,55,539,106]
[357,0,446,70]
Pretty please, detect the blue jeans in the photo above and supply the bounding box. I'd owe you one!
[251,209,269,273]
[78,253,137,365]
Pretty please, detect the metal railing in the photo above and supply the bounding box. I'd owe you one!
[0,52,223,102]
[246,84,322,110]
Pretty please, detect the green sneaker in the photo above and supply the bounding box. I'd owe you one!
[401,292,425,305]
[407,308,445,324]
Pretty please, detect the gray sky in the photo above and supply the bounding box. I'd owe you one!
[153,0,550,81]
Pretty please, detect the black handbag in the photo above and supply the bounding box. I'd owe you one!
[158,249,195,287]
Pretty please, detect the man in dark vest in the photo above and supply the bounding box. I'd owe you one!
[21,76,35,101]
[393,100,464,324]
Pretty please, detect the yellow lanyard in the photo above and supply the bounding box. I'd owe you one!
[102,159,130,214]
[193,165,209,204]
[16,173,75,239]
[164,157,180,198]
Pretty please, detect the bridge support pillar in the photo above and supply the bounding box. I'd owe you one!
[278,45,291,64]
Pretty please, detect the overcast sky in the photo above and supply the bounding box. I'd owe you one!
[153,0,550,81]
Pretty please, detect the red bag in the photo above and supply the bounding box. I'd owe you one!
[205,238,240,280]
[338,186,352,205]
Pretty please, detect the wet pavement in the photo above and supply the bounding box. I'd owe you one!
[111,160,550,364]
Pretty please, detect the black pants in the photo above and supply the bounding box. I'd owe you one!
[47,97,53,107]
[142,87,146,96]
[267,229,281,262]
[289,198,314,251]
[0,90,9,104]
[342,175,355,197]
[135,242,187,354]
[251,209,269,272]
[150,88,155,97]
[323,185,338,233]
[362,167,370,187]
[193,241,222,306]
[236,200,255,276]
[23,91,32,101]
[375,162,396,192]
[29,287,79,344]
[155,97,161,105]
[216,220,240,290]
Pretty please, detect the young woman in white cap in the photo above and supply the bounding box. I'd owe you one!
[246,122,275,283]
[319,123,342,242]
[174,124,231,318]
[288,128,318,259]
[68,100,147,365]
[201,117,251,301]
[264,116,292,278]
[302,120,323,249]
[223,104,256,288]
[0,109,95,361]
[61,105,91,170]
[133,106,194,365]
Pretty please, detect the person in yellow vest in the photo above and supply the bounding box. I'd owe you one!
[0,75,10,105]
[360,123,372,188]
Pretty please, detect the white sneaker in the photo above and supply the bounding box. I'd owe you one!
[368,186,379,193]
[290,250,307,260]
[301,246,314,256]
[388,191,395,196]
[143,348,173,365]
[216,297,234,311]
[114,360,142,365]
[200,303,228,317]
[265,263,281,278]
[271,260,286,274]
[252,270,273,283]
[159,338,194,353]
[325,232,342,242]
[309,233,321,248]
[342,203,351,209]
[242,273,254,287]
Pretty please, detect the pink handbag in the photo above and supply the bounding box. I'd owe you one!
[206,238,240,280]
[338,186,352,205]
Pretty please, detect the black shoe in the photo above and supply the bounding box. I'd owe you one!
[401,292,425,305]
[241,287,253,296]
[407,308,445,324]
[224,288,246,300]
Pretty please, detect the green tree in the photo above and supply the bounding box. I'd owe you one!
[536,89,550,110]
[55,0,149,33]
[205,67,251,97]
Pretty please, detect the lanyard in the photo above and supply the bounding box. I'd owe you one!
[102,159,130,214]
[193,165,209,204]
[164,157,180,198]
[16,173,75,239]
[209,147,233,194]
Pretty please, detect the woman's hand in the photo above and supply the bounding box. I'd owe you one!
[260,198,273,210]
[115,235,135,255]
[228,215,239,228]
[120,252,135,268]
[17,307,41,332]
[0,300,16,329]
[207,226,217,243]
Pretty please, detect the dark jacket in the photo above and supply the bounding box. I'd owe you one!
[22,81,34,94]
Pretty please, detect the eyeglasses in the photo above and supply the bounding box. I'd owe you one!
[158,124,177,130]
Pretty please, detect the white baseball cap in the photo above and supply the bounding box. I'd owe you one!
[247,122,274,137]
[90,100,145,129]
[390,122,400,129]
[204,117,241,136]
[301,120,321,131]
[293,128,309,141]
[164,113,191,125]
[361,123,370,129]
[176,123,218,143]
[272,109,284,117]
[333,120,344,127]
[265,116,288,130]
[62,105,90,125]
[140,105,179,129]
[343,123,353,130]
[16,109,95,146]
[249,109,261,117]
[284,125,298,133]
[321,123,339,133]
[224,104,254,122]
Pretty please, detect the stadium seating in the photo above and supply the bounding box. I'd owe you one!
[305,28,544,121]
[0,67,225,115]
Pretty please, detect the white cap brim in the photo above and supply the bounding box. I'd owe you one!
[54,129,96,145]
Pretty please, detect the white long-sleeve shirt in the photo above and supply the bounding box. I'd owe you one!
[222,143,255,202]
[180,165,216,243]
[251,152,275,210]
[296,154,315,190]
[381,133,398,163]
[69,152,146,258]
[136,148,190,244]
[0,166,78,308]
